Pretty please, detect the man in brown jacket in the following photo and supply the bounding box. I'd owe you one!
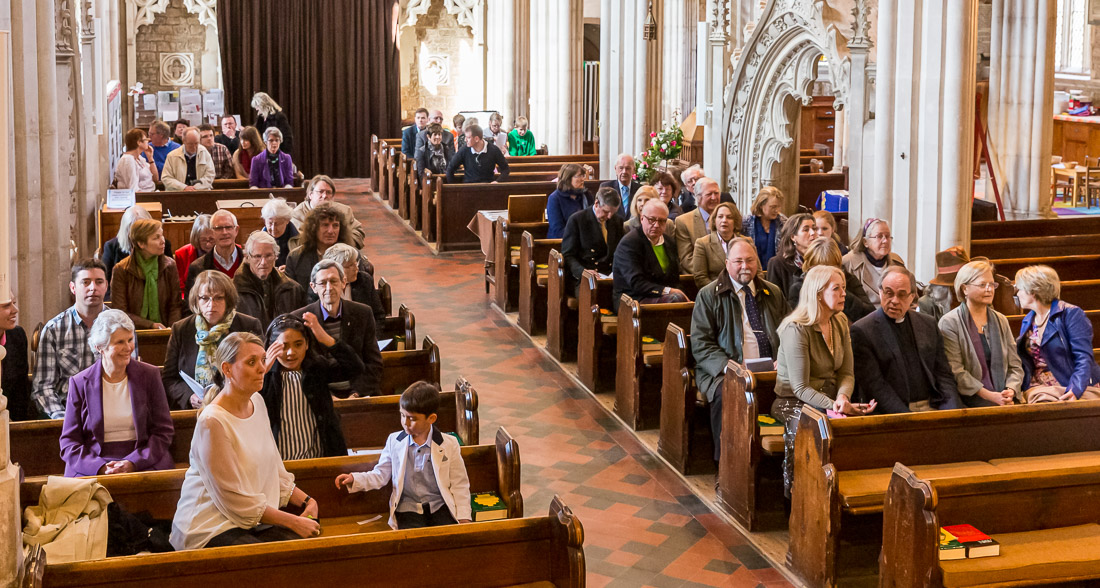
[234,231,307,329]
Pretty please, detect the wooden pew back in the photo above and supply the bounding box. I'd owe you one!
[508,193,549,223]
[717,363,779,531]
[991,254,1100,283]
[517,233,561,335]
[972,216,1100,241]
[545,249,577,361]
[972,234,1100,259]
[136,329,172,367]
[615,296,695,430]
[492,219,549,311]
[577,270,616,392]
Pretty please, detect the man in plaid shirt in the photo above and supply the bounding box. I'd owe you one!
[199,124,236,180]
[31,259,109,419]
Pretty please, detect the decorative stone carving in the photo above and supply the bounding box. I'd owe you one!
[132,0,171,30]
[420,54,451,88]
[160,52,195,86]
[183,0,218,30]
[403,0,483,34]
[81,0,96,39]
[56,0,75,55]
[849,0,871,48]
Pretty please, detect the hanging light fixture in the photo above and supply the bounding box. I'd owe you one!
[643,2,658,41]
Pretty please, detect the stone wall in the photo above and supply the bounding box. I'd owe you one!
[135,0,207,94]
[1054,0,1100,95]
[398,1,476,121]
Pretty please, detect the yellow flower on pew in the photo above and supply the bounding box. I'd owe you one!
[475,494,501,507]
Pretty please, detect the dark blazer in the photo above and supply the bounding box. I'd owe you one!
[261,340,363,458]
[415,139,456,179]
[562,207,625,293]
[284,245,321,295]
[111,254,183,329]
[185,245,245,296]
[401,124,423,159]
[256,111,293,155]
[787,269,875,324]
[161,313,265,410]
[1,326,34,421]
[1016,299,1100,398]
[249,150,295,189]
[348,261,387,322]
[600,179,642,219]
[677,188,697,214]
[292,300,383,397]
[59,359,175,477]
[233,264,308,330]
[612,226,681,311]
[764,255,799,301]
[850,309,960,413]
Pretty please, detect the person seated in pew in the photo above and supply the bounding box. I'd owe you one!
[850,266,960,413]
[742,186,787,269]
[601,154,642,220]
[691,202,743,288]
[215,114,240,154]
[111,218,183,330]
[917,246,969,321]
[249,127,295,190]
[113,128,159,192]
[414,109,445,160]
[171,332,320,550]
[561,187,625,295]
[285,203,363,294]
[454,114,468,151]
[292,260,383,398]
[692,237,789,462]
[0,293,34,421]
[402,107,429,159]
[163,271,265,410]
[186,209,245,296]
[624,187,677,236]
[507,116,537,156]
[174,214,214,294]
[546,163,595,239]
[842,218,907,308]
[230,125,263,180]
[487,112,508,152]
[675,176,724,272]
[322,243,386,322]
[678,164,702,214]
[1013,264,1100,403]
[32,259,109,419]
[774,266,871,496]
[612,199,688,311]
[416,123,456,180]
[764,212,815,299]
[290,174,367,249]
[260,199,299,267]
[162,128,215,192]
[939,259,1025,407]
[235,231,307,329]
[148,120,180,176]
[198,123,236,180]
[785,237,874,324]
[171,120,189,145]
[812,210,848,255]
[60,309,174,477]
[102,204,174,300]
[651,170,684,220]
[253,91,294,155]
[335,381,471,529]
[446,124,510,184]
[261,314,361,460]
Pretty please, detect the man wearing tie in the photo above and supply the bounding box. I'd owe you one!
[599,154,642,220]
[561,187,625,295]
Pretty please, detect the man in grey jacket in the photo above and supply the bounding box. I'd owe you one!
[690,237,789,462]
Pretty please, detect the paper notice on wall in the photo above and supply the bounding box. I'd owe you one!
[203,89,225,120]
[143,94,156,111]
[157,91,180,122]
[180,89,203,125]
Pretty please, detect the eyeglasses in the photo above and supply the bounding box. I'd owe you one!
[313,188,334,195]
[641,215,668,225]
[969,282,999,291]
[213,225,236,232]
[197,295,226,304]
[867,233,893,242]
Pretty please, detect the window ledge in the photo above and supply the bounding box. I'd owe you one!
[1056,71,1093,82]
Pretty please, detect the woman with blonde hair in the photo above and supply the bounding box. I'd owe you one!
[742,186,786,267]
[102,205,174,299]
[110,218,182,330]
[624,186,676,236]
[785,237,873,322]
[252,92,294,155]
[842,218,906,306]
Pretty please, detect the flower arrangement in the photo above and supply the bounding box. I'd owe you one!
[635,111,684,183]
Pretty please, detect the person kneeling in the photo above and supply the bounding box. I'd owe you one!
[335,382,471,530]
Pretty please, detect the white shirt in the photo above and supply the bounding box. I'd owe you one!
[213,246,239,269]
[733,280,762,360]
[114,152,155,192]
[101,376,136,443]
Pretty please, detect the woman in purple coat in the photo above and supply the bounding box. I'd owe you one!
[59,309,174,477]
[249,127,295,189]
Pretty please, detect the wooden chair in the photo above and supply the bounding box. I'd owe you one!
[1085,156,1100,208]
[1051,160,1079,205]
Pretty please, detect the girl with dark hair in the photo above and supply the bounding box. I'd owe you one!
[546,163,594,239]
[765,212,816,298]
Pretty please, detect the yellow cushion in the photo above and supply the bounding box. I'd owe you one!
[837,462,1002,511]
[941,524,1100,587]
[989,451,1100,473]
[760,435,784,455]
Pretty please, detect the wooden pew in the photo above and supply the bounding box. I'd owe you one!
[377,336,442,396]
[492,219,548,311]
[881,463,1100,588]
[657,324,711,475]
[370,135,399,194]
[972,234,1100,259]
[11,378,476,478]
[1007,309,1100,346]
[798,171,847,211]
[545,249,578,361]
[787,401,1100,588]
[36,496,584,588]
[134,188,305,215]
[517,233,561,335]
[972,216,1100,241]
[614,296,694,430]
[1056,279,1100,310]
[151,178,304,191]
[576,270,617,393]
[377,304,416,351]
[989,254,1100,282]
[395,152,415,220]
[135,328,172,367]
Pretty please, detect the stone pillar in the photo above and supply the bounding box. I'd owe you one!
[599,0,656,175]
[873,0,978,282]
[986,0,1057,217]
[701,0,729,180]
[528,0,582,155]
[486,0,530,125]
[845,0,873,241]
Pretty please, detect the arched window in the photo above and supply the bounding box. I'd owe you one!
[1055,0,1090,74]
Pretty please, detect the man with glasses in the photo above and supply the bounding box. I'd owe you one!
[198,123,235,180]
[185,209,244,296]
[234,230,307,327]
[293,260,382,397]
[612,200,689,312]
[445,124,509,184]
[290,174,366,249]
[600,154,642,220]
[850,266,960,414]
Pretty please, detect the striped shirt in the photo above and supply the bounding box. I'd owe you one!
[32,306,102,419]
[276,371,322,460]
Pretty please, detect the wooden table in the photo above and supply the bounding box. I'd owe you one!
[1053,163,1088,207]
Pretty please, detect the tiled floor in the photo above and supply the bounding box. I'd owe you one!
[338,179,793,588]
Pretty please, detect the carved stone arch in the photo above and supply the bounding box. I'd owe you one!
[722,0,851,210]
[401,0,482,35]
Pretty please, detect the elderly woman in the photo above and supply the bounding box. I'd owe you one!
[1014,265,1100,403]
[546,163,594,239]
[939,260,1025,407]
[624,186,677,236]
[231,125,263,179]
[261,314,363,460]
[162,270,264,410]
[59,309,174,477]
[742,186,787,268]
[842,218,906,307]
[650,171,682,219]
[691,202,741,288]
[252,92,294,155]
[290,174,366,248]
[764,212,816,298]
[114,128,159,192]
[111,218,182,329]
[249,127,294,189]
[812,210,848,255]
[171,333,319,550]
[174,214,214,293]
[786,237,874,323]
[416,123,455,180]
[773,266,873,495]
[235,231,308,328]
[285,203,359,292]
[322,243,385,321]
[261,198,299,266]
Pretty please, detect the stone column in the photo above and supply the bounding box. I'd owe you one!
[701,0,729,179]
[873,0,978,282]
[844,0,873,242]
[528,0,581,154]
[599,0,655,174]
[986,0,1056,217]
[486,0,529,126]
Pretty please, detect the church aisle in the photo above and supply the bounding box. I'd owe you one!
[337,180,793,588]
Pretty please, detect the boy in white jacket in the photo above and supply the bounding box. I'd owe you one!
[335,381,471,529]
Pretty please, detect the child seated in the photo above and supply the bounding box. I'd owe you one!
[335,381,472,529]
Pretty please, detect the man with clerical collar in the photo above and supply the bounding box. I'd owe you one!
[850,265,961,414]
[162,127,215,191]
[234,231,307,328]
[186,209,244,295]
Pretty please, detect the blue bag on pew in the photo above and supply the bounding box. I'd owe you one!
[815,189,849,212]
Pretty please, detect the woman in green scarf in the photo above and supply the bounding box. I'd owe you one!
[507,115,537,156]
[111,218,182,330]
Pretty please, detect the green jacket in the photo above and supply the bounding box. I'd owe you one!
[690,270,789,402]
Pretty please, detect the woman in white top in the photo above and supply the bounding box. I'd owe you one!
[113,128,159,192]
[170,332,320,550]
[59,309,174,477]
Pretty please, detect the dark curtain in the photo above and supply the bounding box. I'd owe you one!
[217,0,400,178]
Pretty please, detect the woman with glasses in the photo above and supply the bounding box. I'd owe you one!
[938,260,1024,407]
[842,218,906,307]
[162,271,264,410]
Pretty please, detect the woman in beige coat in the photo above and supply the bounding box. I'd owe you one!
[691,202,742,288]
[842,218,905,307]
